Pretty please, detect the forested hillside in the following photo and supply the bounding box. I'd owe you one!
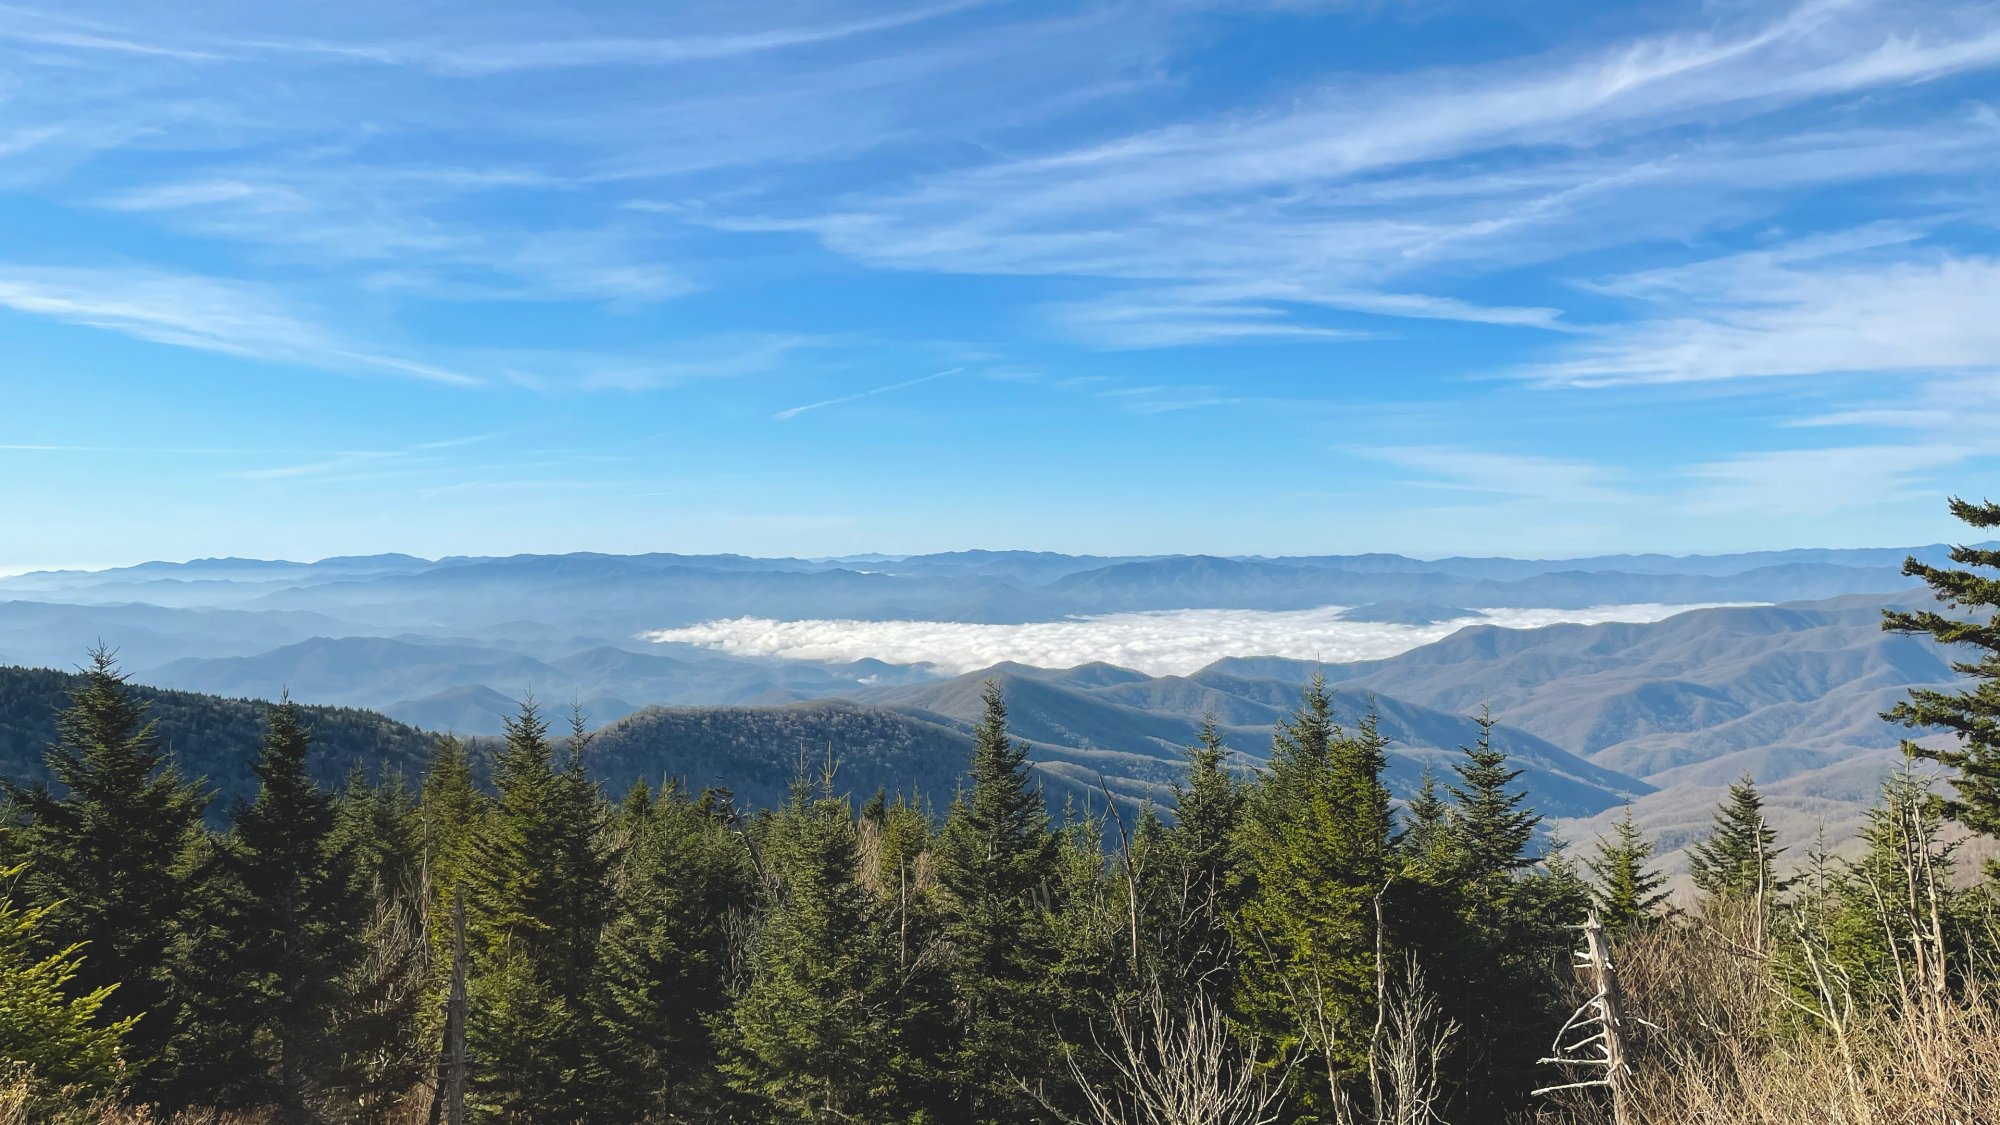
[0,663,436,810]
[0,659,1648,824]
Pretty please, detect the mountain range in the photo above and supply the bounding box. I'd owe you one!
[0,544,1976,865]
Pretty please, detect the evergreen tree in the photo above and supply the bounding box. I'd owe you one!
[418,735,488,903]
[226,700,370,1119]
[331,766,420,906]
[1170,717,1242,888]
[147,830,272,1112]
[1232,677,1393,1105]
[1812,764,1974,1010]
[2,648,207,1087]
[594,781,760,1121]
[465,699,611,1123]
[935,680,1059,1124]
[1441,718,1579,1122]
[1882,496,2000,848]
[1586,804,1668,937]
[1148,715,1243,999]
[722,778,919,1122]
[1687,773,1783,903]
[321,765,430,1114]
[415,733,489,1018]
[1402,765,1449,866]
[1046,798,1127,1042]
[0,863,134,1096]
[1444,709,1539,886]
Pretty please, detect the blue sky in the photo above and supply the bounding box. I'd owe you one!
[3,0,1999,569]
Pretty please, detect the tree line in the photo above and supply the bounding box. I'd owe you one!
[4,498,2000,1124]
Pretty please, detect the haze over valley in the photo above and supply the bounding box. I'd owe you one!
[0,542,1966,865]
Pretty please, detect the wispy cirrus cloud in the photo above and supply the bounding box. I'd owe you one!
[1530,225,2000,386]
[1357,447,1632,507]
[1679,444,1973,517]
[0,264,477,384]
[727,0,2000,345]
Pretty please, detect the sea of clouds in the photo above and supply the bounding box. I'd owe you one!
[641,604,1741,677]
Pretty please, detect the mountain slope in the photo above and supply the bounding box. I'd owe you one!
[853,667,1646,817]
[0,664,437,817]
[144,636,939,732]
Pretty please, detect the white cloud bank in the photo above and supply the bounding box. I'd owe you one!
[642,603,1741,677]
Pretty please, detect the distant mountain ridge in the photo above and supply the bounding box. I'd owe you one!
[5,544,1957,625]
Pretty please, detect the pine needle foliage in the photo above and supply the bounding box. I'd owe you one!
[935,680,1059,1124]
[1688,773,1784,903]
[1586,803,1669,937]
[1882,496,2000,846]
[1,648,206,1092]
[0,864,133,1096]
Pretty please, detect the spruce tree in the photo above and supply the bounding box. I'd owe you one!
[1882,496,2000,846]
[1151,715,1243,997]
[1586,804,1668,937]
[1169,715,1243,909]
[465,698,611,1122]
[418,735,487,902]
[1232,677,1393,1104]
[331,766,420,905]
[2,648,208,1086]
[226,700,369,1119]
[594,782,760,1121]
[416,733,489,1018]
[0,863,134,1096]
[1046,799,1126,1039]
[1421,712,1576,1122]
[935,680,1059,1123]
[1444,710,1539,886]
[722,779,917,1122]
[1687,773,1783,902]
[1816,764,1970,1007]
[1401,765,1450,873]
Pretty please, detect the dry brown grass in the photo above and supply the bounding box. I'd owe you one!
[1530,904,2000,1125]
[0,1076,265,1125]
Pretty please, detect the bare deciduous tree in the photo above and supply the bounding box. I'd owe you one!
[1049,980,1291,1125]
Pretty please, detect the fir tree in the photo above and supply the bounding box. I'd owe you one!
[1387,714,1587,1123]
[1150,715,1243,998]
[1444,709,1539,885]
[0,863,135,1096]
[2,648,208,1086]
[418,735,487,904]
[722,779,918,1122]
[1046,798,1127,1031]
[225,700,370,1119]
[1169,715,1243,908]
[465,698,612,1123]
[1882,496,2000,847]
[1232,677,1394,1104]
[1401,765,1450,873]
[331,766,420,905]
[1586,804,1668,937]
[935,680,1059,1124]
[1813,764,1973,1010]
[594,782,759,1121]
[1687,773,1783,903]
[415,733,489,1019]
